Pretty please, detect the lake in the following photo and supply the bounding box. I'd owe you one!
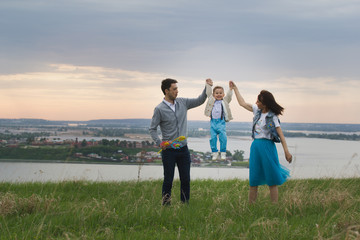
[0,137,359,182]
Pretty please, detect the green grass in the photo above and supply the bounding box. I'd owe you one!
[1,178,359,239]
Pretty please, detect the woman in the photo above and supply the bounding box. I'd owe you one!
[230,81,292,203]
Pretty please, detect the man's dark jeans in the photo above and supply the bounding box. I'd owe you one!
[161,145,191,204]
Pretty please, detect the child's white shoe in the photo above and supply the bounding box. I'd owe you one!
[212,152,219,161]
[220,152,226,160]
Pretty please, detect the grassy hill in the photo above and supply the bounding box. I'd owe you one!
[1,178,359,239]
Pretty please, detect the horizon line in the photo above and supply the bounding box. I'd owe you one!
[0,117,359,125]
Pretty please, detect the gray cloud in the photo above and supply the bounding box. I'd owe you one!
[1,0,360,80]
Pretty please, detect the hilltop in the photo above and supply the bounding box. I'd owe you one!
[0,179,359,239]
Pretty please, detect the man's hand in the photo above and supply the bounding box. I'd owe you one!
[160,141,170,150]
[206,78,213,86]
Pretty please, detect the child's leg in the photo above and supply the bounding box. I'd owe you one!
[218,120,227,153]
[209,119,219,153]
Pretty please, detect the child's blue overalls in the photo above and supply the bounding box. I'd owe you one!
[209,101,227,153]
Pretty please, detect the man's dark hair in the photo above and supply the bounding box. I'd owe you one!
[161,78,178,95]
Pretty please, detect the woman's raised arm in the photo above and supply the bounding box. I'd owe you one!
[229,81,253,112]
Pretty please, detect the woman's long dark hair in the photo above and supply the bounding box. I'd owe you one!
[258,90,284,115]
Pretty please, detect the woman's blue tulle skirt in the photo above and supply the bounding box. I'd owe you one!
[249,139,290,187]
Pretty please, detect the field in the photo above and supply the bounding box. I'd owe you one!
[1,178,360,239]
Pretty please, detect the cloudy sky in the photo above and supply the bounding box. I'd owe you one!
[1,0,360,123]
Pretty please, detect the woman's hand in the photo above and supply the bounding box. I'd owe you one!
[285,152,292,163]
[229,81,236,90]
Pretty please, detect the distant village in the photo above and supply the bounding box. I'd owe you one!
[0,136,236,166]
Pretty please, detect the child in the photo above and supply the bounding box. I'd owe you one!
[230,81,292,204]
[204,81,233,160]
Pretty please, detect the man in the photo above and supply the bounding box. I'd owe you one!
[149,78,212,205]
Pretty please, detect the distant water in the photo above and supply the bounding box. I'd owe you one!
[189,136,360,179]
[0,137,359,182]
[0,162,250,182]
